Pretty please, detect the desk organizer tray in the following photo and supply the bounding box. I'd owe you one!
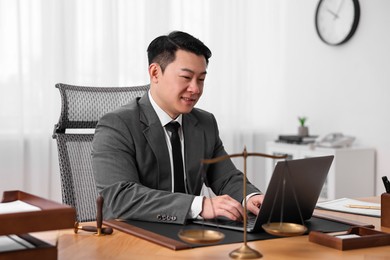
[309,226,390,250]
[0,234,57,260]
[0,190,76,259]
[0,190,75,235]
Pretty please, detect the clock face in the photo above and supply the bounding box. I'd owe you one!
[315,0,360,45]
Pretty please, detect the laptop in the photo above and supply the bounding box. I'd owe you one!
[194,155,334,233]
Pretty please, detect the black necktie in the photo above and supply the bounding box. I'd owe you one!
[165,122,186,193]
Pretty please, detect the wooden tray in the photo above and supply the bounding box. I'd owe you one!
[0,190,76,259]
[0,234,57,260]
[0,190,76,236]
[309,226,390,250]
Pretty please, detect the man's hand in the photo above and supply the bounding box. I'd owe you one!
[246,194,264,216]
[200,195,244,221]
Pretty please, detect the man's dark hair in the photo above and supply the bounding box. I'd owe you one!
[147,31,212,72]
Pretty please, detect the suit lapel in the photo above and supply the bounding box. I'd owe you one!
[138,95,172,191]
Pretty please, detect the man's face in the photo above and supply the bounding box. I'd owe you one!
[150,49,207,119]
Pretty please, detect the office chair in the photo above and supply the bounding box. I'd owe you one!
[53,83,149,222]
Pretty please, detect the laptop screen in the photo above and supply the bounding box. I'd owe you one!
[253,155,334,231]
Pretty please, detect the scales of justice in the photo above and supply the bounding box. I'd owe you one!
[178,148,308,259]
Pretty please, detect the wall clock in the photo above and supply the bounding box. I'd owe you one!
[315,0,360,46]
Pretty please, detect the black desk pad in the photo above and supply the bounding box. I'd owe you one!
[107,216,362,249]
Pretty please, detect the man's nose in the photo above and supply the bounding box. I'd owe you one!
[188,80,201,94]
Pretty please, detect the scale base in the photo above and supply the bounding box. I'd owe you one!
[229,244,263,259]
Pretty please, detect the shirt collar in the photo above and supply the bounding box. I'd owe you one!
[148,90,182,127]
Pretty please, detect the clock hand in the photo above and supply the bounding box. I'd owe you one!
[335,0,345,15]
[326,8,339,19]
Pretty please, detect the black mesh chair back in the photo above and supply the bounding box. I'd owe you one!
[53,83,149,222]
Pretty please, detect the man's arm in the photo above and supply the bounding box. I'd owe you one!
[203,114,261,208]
[189,113,262,221]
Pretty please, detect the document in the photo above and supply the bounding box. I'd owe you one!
[316,198,381,217]
[0,235,35,252]
[0,200,41,214]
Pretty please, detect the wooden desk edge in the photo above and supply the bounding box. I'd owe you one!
[103,219,190,250]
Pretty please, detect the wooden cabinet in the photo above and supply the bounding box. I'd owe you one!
[265,141,375,200]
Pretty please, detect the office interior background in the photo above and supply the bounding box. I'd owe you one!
[1,0,389,202]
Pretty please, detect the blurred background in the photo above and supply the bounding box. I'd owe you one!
[1,0,389,202]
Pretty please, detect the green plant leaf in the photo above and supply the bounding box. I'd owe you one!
[298,116,307,126]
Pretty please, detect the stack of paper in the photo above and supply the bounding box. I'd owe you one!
[0,200,41,214]
[0,235,35,253]
[316,198,381,217]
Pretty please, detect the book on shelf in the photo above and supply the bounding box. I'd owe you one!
[277,135,318,144]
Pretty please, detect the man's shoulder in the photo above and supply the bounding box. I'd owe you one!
[190,107,212,117]
[186,108,218,129]
[190,107,215,121]
[100,98,140,122]
[115,98,140,114]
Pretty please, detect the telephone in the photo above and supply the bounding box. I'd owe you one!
[316,133,355,148]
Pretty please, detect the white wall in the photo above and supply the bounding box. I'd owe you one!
[196,0,390,195]
[1,0,389,201]
[233,0,390,194]
[276,0,390,195]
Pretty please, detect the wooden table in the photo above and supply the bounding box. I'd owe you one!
[37,197,390,259]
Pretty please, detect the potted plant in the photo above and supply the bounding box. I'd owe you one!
[298,116,309,137]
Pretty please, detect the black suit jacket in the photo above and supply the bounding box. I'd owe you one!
[92,93,260,224]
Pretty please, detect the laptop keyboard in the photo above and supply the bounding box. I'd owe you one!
[247,214,256,227]
[209,213,257,228]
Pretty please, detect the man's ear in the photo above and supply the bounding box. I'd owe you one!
[149,63,160,83]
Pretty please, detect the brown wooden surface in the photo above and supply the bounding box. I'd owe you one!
[103,219,191,250]
[0,190,76,236]
[309,227,390,250]
[34,197,390,259]
[381,193,390,227]
[0,234,57,260]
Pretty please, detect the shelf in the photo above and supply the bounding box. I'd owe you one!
[265,142,375,200]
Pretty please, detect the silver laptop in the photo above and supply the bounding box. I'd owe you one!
[194,155,334,233]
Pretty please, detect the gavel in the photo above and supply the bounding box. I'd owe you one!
[74,222,113,235]
[74,195,113,235]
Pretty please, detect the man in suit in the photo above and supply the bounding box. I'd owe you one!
[92,31,264,224]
